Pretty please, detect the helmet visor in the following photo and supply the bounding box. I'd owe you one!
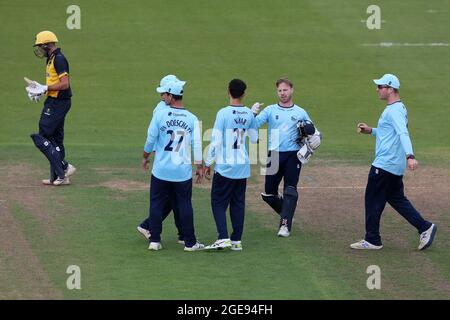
[33,45,47,58]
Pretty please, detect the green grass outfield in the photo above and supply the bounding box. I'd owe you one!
[0,0,449,299]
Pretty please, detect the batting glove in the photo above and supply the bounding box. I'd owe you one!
[25,85,46,102]
[27,91,41,102]
[24,77,47,92]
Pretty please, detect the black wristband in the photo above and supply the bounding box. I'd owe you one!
[406,154,415,160]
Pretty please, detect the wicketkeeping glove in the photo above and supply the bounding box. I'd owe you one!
[307,130,322,149]
[297,142,314,164]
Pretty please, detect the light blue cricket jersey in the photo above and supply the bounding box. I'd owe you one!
[371,101,414,176]
[153,100,168,115]
[255,104,311,152]
[144,107,202,182]
[205,105,258,179]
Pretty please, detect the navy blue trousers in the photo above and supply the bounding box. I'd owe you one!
[38,97,71,178]
[211,172,247,241]
[365,166,431,246]
[140,195,183,241]
[264,151,302,195]
[264,151,302,227]
[148,175,197,247]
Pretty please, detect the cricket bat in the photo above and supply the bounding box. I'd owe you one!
[24,77,37,88]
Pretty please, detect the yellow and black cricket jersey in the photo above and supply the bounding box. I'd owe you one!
[46,48,72,99]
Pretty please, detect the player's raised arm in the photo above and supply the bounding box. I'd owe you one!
[248,114,259,144]
[254,104,269,129]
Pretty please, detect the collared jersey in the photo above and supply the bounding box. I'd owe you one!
[205,105,258,179]
[153,100,168,115]
[46,48,72,99]
[144,107,202,182]
[255,104,311,152]
[371,101,414,176]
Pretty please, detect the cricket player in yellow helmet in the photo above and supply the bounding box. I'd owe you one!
[25,30,76,185]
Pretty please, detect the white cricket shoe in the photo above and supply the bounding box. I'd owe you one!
[204,238,232,250]
[53,177,70,186]
[42,179,53,185]
[184,242,205,252]
[137,226,150,240]
[350,240,383,250]
[418,224,437,251]
[231,240,242,251]
[148,242,162,251]
[277,225,290,237]
[177,239,185,245]
[65,164,77,177]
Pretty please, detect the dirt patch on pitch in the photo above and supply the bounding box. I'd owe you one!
[99,179,148,192]
[98,176,210,192]
[92,167,139,175]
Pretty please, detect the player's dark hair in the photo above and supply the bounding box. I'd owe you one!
[169,94,183,100]
[228,79,247,99]
[276,78,293,88]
